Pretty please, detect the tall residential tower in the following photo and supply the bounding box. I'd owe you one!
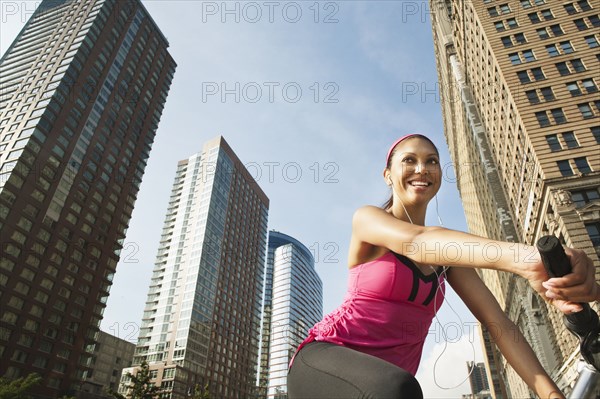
[0,0,175,396]
[430,0,599,397]
[258,230,323,398]
[121,137,269,399]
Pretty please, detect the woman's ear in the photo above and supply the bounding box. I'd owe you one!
[383,168,391,186]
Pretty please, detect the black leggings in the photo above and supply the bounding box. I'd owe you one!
[287,341,423,399]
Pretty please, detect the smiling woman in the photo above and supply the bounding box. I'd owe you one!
[286,134,599,399]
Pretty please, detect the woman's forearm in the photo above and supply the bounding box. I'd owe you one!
[407,226,536,276]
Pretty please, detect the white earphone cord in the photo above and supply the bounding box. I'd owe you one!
[399,195,476,390]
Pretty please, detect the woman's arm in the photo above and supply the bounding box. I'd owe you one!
[352,205,599,310]
[448,268,563,399]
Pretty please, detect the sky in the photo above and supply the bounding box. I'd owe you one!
[1,1,484,396]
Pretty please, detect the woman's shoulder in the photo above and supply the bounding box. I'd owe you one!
[352,205,387,226]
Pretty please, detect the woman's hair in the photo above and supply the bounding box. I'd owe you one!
[382,134,439,211]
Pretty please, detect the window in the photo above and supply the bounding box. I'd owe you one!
[574,18,589,30]
[489,7,499,17]
[578,103,594,118]
[592,126,600,143]
[537,28,550,39]
[586,223,600,247]
[550,25,564,36]
[578,0,592,11]
[541,9,554,20]
[551,108,567,123]
[563,132,579,148]
[546,44,559,56]
[582,78,598,93]
[534,0,545,4]
[560,41,574,53]
[509,53,522,65]
[540,87,555,101]
[495,21,506,31]
[531,67,545,80]
[499,4,511,14]
[526,89,540,104]
[528,12,541,23]
[571,59,585,72]
[514,33,527,44]
[536,111,551,127]
[572,189,600,207]
[575,157,592,173]
[502,36,513,47]
[557,160,573,176]
[521,0,532,7]
[566,82,583,96]
[546,134,561,151]
[589,15,600,27]
[518,70,531,83]
[523,50,536,62]
[556,62,570,75]
[507,18,518,28]
[584,35,599,48]
[564,3,577,14]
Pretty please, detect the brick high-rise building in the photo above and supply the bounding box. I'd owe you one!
[430,0,599,397]
[121,137,269,399]
[0,0,175,396]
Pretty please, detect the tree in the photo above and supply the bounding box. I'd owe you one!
[0,373,41,399]
[109,361,162,399]
[190,383,211,399]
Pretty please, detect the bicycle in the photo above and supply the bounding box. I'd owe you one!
[537,236,600,399]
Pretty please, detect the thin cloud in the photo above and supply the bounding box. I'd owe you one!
[417,332,485,398]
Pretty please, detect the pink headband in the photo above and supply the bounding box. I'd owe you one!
[385,134,419,166]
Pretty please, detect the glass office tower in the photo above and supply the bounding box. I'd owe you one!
[430,0,599,396]
[0,0,176,396]
[122,136,269,399]
[258,230,323,398]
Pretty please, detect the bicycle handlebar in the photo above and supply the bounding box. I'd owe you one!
[537,235,572,278]
[536,235,599,372]
[537,235,597,334]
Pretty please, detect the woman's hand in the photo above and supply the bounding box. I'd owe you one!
[522,247,598,314]
[542,247,599,306]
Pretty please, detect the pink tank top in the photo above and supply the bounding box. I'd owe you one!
[291,251,447,376]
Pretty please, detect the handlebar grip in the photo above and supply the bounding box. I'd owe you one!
[536,235,598,339]
[536,235,571,278]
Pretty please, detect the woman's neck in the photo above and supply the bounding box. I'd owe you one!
[390,202,426,225]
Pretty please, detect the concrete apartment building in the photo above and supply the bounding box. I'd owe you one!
[430,0,599,397]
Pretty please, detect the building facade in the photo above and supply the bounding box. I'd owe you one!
[467,361,491,396]
[258,231,323,398]
[121,136,269,399]
[0,0,175,396]
[79,331,136,398]
[430,0,599,397]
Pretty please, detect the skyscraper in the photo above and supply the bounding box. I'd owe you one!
[467,361,491,396]
[430,0,599,397]
[258,230,323,398]
[0,0,175,396]
[122,136,269,399]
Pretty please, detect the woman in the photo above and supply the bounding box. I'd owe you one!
[287,134,598,399]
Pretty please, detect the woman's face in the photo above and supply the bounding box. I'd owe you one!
[385,137,442,206]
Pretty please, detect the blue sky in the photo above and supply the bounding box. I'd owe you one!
[1,1,484,396]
